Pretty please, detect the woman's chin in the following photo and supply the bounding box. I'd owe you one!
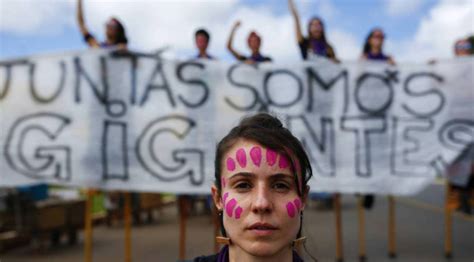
[242,241,284,257]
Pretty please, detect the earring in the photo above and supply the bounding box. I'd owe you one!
[292,236,307,247]
[293,211,306,248]
[216,210,231,245]
[216,236,231,245]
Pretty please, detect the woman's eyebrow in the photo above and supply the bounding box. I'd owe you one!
[229,172,255,179]
[269,173,294,180]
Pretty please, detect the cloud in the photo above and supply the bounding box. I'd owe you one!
[328,29,361,60]
[0,0,73,35]
[385,0,425,16]
[389,0,474,62]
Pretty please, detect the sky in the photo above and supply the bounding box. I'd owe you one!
[0,0,473,63]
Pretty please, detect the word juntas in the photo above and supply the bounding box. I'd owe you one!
[221,146,302,219]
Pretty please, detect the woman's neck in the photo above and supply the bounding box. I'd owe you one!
[228,244,293,262]
[370,46,381,55]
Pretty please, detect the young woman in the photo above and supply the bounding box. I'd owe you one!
[193,113,315,262]
[359,27,396,210]
[227,21,272,64]
[361,28,395,65]
[288,0,338,62]
[77,0,128,49]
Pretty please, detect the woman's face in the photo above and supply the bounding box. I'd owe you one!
[212,139,307,257]
[309,19,323,39]
[248,35,261,53]
[105,19,120,40]
[369,30,385,50]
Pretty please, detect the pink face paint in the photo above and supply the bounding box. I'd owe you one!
[286,202,296,218]
[222,192,229,205]
[236,148,247,168]
[266,149,277,166]
[235,206,243,219]
[250,146,262,167]
[279,154,290,169]
[225,198,237,217]
[294,198,301,211]
[226,157,236,171]
[221,177,226,188]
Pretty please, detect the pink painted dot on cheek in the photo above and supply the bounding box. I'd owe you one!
[235,206,243,219]
[286,202,296,218]
[279,155,290,169]
[266,149,277,166]
[250,146,262,167]
[225,198,237,217]
[294,198,301,211]
[226,158,236,171]
[222,192,229,205]
[236,148,247,168]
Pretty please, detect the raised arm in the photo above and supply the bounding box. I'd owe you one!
[288,0,304,43]
[227,21,245,60]
[77,0,99,48]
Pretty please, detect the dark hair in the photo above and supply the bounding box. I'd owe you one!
[214,113,313,197]
[110,17,128,45]
[195,28,210,42]
[362,27,384,56]
[467,35,474,54]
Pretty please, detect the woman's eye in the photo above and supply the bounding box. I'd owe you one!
[273,182,290,191]
[235,182,252,190]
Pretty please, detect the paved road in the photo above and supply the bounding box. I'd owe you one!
[1,183,473,262]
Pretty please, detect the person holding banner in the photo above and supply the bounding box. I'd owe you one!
[359,27,396,211]
[361,28,395,65]
[227,21,272,64]
[288,0,338,62]
[193,113,315,262]
[76,0,128,49]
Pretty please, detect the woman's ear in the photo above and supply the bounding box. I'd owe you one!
[211,185,223,210]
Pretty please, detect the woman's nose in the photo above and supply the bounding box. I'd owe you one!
[251,183,273,214]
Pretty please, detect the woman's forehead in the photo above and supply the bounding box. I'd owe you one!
[222,139,301,177]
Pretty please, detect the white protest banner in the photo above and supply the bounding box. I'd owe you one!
[0,49,473,195]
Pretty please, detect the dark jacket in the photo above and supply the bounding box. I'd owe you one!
[192,246,304,262]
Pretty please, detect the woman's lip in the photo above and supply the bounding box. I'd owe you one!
[247,222,278,230]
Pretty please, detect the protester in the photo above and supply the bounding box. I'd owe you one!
[446,37,473,214]
[359,27,396,209]
[193,113,315,261]
[227,21,272,64]
[361,28,395,65]
[195,28,214,59]
[76,0,128,49]
[288,0,338,62]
